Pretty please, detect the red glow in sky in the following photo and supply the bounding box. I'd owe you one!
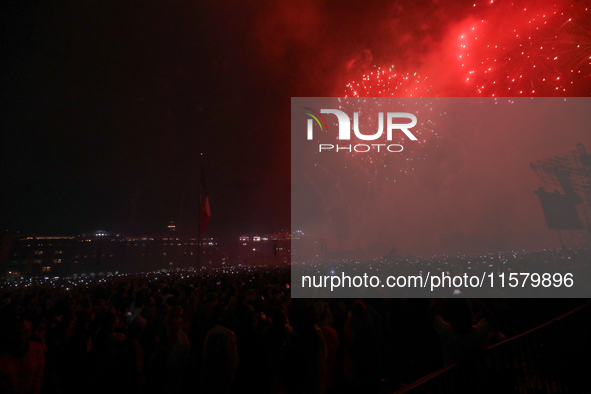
[344,0,590,98]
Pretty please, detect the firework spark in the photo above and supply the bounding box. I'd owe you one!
[345,1,590,98]
[344,66,432,97]
[457,1,591,96]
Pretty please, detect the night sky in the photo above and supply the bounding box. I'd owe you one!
[3,1,590,250]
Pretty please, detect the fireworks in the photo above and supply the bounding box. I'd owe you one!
[345,66,432,97]
[457,1,591,96]
[346,1,590,98]
[308,97,444,186]
[310,0,591,216]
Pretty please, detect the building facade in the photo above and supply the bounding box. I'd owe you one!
[3,231,224,277]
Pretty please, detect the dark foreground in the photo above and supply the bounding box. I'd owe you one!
[0,266,588,394]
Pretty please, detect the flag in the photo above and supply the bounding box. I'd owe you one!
[199,167,211,233]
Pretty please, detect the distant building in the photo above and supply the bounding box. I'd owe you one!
[3,231,225,278]
[236,231,291,266]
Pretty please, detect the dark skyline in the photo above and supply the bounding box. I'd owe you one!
[3,1,590,252]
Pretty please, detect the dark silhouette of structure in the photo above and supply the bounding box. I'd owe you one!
[531,143,591,247]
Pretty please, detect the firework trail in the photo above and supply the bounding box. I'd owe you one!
[346,0,590,98]
[456,1,591,96]
[335,0,590,179]
[304,0,590,248]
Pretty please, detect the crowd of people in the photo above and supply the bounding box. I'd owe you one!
[0,265,584,394]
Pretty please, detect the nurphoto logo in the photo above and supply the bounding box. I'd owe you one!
[303,107,418,153]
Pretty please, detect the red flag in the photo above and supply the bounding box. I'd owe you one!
[199,168,211,233]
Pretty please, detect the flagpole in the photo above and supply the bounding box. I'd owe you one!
[197,153,203,268]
